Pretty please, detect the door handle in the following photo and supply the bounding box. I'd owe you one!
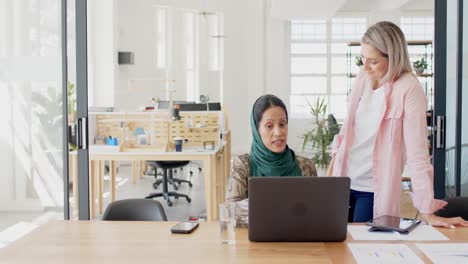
[435,115,445,149]
[77,117,88,150]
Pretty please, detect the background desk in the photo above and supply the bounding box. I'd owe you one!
[70,139,230,221]
[1,221,467,263]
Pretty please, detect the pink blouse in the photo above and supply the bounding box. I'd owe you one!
[332,72,447,218]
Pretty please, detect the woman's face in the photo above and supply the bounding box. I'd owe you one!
[258,106,288,153]
[361,43,389,85]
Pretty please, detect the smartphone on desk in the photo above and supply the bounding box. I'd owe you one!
[170,222,199,234]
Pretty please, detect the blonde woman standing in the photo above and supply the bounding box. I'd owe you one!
[328,21,468,227]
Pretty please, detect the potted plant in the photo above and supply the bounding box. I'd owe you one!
[67,81,76,122]
[302,98,333,170]
[354,56,363,67]
[413,57,427,74]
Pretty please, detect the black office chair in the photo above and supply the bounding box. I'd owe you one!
[434,197,468,220]
[146,161,192,206]
[328,113,341,142]
[102,199,167,221]
[146,161,193,190]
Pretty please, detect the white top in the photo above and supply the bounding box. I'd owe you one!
[346,87,386,192]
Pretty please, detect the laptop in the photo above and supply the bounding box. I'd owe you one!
[248,176,350,242]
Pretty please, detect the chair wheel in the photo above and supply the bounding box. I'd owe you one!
[188,182,193,188]
[190,171,193,176]
[167,201,173,207]
[173,185,178,190]
[152,182,159,189]
[186,197,191,203]
[198,168,202,172]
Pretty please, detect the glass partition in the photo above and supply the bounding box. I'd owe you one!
[0,0,65,244]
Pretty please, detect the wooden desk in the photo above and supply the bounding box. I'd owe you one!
[70,140,229,221]
[0,221,467,263]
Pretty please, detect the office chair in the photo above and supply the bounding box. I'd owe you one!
[146,161,192,206]
[327,114,341,142]
[434,197,468,220]
[102,199,167,221]
[146,161,193,190]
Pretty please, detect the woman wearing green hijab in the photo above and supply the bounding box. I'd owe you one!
[225,94,317,225]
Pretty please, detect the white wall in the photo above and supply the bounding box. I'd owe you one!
[112,0,225,111]
[222,0,251,154]
[115,0,169,110]
[88,0,116,108]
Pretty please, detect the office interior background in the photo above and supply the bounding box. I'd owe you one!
[1,0,467,248]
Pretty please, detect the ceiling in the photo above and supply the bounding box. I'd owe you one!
[338,0,434,12]
[269,0,434,20]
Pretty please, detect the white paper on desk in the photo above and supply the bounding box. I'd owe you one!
[348,244,423,264]
[237,199,248,211]
[235,199,249,226]
[348,225,449,241]
[416,243,468,263]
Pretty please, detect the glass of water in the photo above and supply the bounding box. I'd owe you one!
[219,203,236,244]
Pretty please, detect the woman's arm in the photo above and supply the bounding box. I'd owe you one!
[225,156,249,205]
[329,72,366,176]
[403,83,467,227]
[327,156,335,176]
[225,155,249,226]
[402,84,441,212]
[297,156,318,176]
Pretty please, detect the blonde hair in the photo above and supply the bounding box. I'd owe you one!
[361,21,413,83]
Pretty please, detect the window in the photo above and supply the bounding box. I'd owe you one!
[155,7,167,69]
[290,17,367,119]
[184,11,198,102]
[207,13,222,71]
[291,20,326,40]
[400,16,434,40]
[401,15,434,110]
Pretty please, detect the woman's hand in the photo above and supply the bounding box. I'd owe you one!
[327,156,335,176]
[422,213,468,228]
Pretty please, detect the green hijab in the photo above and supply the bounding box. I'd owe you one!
[249,111,302,177]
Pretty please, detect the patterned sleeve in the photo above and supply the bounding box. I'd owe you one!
[225,154,250,227]
[297,156,318,176]
[225,154,249,205]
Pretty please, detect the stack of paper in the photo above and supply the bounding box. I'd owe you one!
[348,244,423,264]
[416,243,468,263]
[348,225,449,241]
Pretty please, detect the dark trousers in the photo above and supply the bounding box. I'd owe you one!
[348,189,374,223]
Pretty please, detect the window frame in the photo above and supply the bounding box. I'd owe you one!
[289,16,368,120]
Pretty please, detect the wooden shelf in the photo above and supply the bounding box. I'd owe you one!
[416,73,433,77]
